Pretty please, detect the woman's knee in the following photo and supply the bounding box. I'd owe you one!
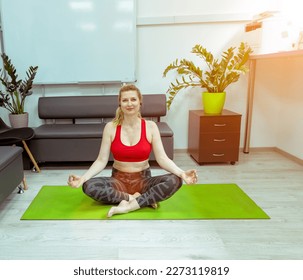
[82,178,126,204]
[82,180,91,194]
[170,174,183,189]
[159,173,183,191]
[156,174,182,200]
[82,179,109,203]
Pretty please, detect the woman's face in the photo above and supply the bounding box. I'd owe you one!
[119,90,141,116]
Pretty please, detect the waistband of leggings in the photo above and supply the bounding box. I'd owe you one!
[112,167,151,176]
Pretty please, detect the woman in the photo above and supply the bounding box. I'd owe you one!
[68,84,197,217]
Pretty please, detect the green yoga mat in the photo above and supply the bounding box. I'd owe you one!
[21,184,269,220]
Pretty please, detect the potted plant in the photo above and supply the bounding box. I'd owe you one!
[0,53,38,127]
[163,42,253,113]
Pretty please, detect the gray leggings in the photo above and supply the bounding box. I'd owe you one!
[82,167,183,207]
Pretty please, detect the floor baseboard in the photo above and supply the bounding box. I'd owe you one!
[273,147,303,166]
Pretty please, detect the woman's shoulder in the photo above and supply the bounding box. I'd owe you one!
[144,119,158,131]
[144,119,155,126]
[102,121,118,141]
[104,121,117,134]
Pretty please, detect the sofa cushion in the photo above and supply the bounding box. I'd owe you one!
[155,122,174,137]
[0,146,23,171]
[38,96,117,119]
[34,122,173,139]
[34,124,106,139]
[0,146,24,205]
[38,94,167,119]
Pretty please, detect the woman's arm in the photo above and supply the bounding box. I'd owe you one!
[149,121,197,184]
[68,122,113,188]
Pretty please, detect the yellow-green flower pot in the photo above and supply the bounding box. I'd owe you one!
[202,92,226,114]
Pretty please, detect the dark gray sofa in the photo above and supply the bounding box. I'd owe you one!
[29,94,174,165]
[0,146,24,205]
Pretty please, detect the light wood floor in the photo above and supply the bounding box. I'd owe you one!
[0,149,302,260]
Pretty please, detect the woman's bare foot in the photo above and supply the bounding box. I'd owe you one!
[107,199,140,218]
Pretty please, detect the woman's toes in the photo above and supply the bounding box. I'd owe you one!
[150,203,158,209]
[107,207,117,218]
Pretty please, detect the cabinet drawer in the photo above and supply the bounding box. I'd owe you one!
[200,116,241,133]
[200,132,240,148]
[199,148,240,163]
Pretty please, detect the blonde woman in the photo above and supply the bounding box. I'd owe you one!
[68,84,197,217]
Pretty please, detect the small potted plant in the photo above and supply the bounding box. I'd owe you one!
[163,42,253,114]
[0,53,38,127]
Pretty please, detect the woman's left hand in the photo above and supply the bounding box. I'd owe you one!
[181,169,198,184]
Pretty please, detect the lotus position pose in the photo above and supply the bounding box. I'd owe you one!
[67,84,197,217]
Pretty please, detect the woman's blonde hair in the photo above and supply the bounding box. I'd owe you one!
[112,84,143,126]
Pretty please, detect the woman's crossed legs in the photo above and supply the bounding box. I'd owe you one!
[82,169,182,217]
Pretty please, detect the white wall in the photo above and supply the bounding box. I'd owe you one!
[252,56,303,159]
[276,57,303,160]
[2,0,302,160]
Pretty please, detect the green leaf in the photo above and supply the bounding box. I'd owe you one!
[0,53,38,114]
[163,42,253,109]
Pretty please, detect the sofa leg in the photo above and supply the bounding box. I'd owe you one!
[17,185,25,194]
[22,177,28,190]
[31,166,39,173]
[22,140,41,173]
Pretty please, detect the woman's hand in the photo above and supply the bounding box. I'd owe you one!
[181,169,198,185]
[67,175,84,188]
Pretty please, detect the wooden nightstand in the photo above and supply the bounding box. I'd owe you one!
[188,109,241,164]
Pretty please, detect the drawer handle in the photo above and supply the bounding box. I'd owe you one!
[213,153,225,157]
[214,123,226,127]
[213,138,226,142]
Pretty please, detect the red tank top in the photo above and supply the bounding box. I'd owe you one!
[111,119,152,162]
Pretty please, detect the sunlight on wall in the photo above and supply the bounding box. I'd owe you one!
[277,0,303,50]
[277,0,303,28]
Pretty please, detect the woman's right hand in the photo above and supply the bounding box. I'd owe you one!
[67,175,84,188]
[181,169,198,185]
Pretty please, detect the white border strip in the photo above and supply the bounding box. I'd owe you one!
[137,13,254,26]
